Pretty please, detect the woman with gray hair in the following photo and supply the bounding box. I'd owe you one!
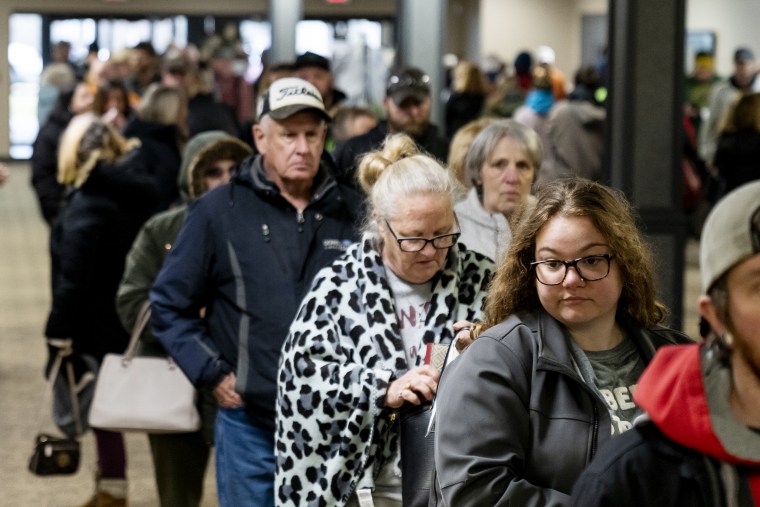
[455,118,543,261]
[275,134,494,506]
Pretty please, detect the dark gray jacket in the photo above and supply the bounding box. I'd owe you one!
[432,309,692,507]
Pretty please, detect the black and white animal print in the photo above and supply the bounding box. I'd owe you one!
[275,236,494,506]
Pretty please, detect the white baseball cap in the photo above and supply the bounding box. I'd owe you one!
[256,77,330,122]
[700,180,760,292]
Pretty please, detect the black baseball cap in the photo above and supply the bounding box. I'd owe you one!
[386,67,431,104]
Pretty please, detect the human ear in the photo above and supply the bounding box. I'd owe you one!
[698,295,726,336]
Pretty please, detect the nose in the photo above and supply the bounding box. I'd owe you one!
[294,134,309,153]
[562,265,586,287]
[419,241,437,256]
[503,164,520,183]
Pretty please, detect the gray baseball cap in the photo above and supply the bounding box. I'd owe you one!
[700,180,760,292]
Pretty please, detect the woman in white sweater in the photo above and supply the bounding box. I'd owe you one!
[455,119,542,261]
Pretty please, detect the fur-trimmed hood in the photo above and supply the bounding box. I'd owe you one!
[177,131,252,202]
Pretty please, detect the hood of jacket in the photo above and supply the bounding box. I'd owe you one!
[178,131,252,202]
[635,343,760,467]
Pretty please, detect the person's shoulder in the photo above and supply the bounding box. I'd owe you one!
[457,244,496,273]
[647,325,695,346]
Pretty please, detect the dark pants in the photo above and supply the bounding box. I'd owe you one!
[148,388,217,507]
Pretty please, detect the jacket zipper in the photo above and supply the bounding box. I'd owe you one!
[590,404,599,460]
[540,360,603,463]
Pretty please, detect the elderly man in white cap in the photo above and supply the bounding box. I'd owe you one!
[150,77,364,507]
[571,180,760,506]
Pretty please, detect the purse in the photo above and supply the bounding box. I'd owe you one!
[29,340,82,476]
[28,433,81,476]
[88,302,201,433]
[399,343,450,507]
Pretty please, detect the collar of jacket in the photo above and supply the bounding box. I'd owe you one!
[522,309,678,374]
[231,154,337,204]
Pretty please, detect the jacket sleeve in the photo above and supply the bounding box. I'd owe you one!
[31,125,65,225]
[45,206,102,339]
[116,214,168,348]
[275,268,394,506]
[149,199,231,388]
[434,330,570,507]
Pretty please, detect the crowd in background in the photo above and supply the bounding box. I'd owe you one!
[22,27,760,507]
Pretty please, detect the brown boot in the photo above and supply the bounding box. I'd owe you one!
[79,491,127,507]
[79,476,127,507]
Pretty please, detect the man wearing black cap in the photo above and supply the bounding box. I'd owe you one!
[150,77,363,507]
[699,46,760,164]
[333,66,449,189]
[294,51,347,115]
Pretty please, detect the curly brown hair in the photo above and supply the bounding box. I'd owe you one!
[482,178,667,329]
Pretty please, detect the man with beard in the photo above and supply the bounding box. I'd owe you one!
[333,66,449,189]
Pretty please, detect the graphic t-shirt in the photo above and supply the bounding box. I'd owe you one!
[385,267,433,367]
[584,338,646,435]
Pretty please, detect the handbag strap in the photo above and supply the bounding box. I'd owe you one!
[39,338,84,436]
[123,301,152,361]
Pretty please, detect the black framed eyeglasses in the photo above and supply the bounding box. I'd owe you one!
[530,254,613,286]
[384,218,461,253]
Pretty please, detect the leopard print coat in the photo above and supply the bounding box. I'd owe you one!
[275,236,494,506]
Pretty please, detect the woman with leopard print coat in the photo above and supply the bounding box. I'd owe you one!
[275,134,495,507]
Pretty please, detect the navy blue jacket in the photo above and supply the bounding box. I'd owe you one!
[150,154,363,430]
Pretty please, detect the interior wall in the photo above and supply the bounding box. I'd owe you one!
[479,0,608,80]
[686,0,760,77]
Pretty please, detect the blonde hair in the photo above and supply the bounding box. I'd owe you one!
[136,83,186,125]
[57,113,140,188]
[452,61,488,95]
[447,117,495,187]
[483,178,667,329]
[720,92,760,134]
[357,134,464,238]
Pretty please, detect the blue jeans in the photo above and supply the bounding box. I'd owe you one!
[215,407,275,507]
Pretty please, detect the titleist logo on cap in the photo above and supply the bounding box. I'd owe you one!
[258,77,330,121]
[275,86,321,102]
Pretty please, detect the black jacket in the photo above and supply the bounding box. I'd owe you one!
[714,130,760,194]
[445,92,485,139]
[123,117,183,210]
[150,155,364,431]
[333,120,449,189]
[188,93,239,138]
[570,422,756,506]
[31,110,72,226]
[45,151,161,360]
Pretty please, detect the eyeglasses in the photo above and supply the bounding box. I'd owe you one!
[530,254,613,286]
[384,219,460,253]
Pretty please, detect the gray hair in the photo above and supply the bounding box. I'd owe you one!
[463,119,543,187]
[358,134,464,240]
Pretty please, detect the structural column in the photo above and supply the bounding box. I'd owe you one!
[398,0,448,127]
[269,0,302,65]
[607,0,687,327]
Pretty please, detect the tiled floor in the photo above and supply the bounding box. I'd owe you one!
[0,162,216,507]
[0,161,702,506]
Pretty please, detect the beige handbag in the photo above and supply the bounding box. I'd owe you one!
[88,302,201,433]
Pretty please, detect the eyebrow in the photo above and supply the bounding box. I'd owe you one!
[536,243,609,256]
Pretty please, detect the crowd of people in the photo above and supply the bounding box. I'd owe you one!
[26,34,760,507]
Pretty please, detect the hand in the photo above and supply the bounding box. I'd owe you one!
[213,372,242,408]
[453,320,476,352]
[384,365,440,409]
